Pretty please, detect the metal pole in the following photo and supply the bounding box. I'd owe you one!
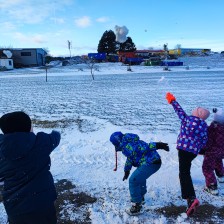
[45,67,48,82]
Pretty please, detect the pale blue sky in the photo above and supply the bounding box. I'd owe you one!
[0,0,223,56]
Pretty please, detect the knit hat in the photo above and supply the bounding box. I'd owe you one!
[110,132,123,150]
[192,107,210,120]
[110,132,123,171]
[213,108,224,124]
[0,111,31,134]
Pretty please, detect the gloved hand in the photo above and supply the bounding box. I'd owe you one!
[123,171,130,181]
[155,142,169,151]
[166,92,176,104]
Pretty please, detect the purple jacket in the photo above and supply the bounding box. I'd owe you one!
[171,100,208,155]
[204,121,224,157]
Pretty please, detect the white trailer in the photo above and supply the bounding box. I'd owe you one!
[0,58,14,70]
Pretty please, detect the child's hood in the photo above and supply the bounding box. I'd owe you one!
[123,133,140,142]
[0,132,36,160]
[213,108,224,124]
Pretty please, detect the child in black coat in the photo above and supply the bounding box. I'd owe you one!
[0,111,61,224]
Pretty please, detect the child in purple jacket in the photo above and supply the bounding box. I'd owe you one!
[166,92,210,216]
[202,108,224,195]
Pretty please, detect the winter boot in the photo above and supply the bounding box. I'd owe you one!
[217,176,224,183]
[125,202,143,216]
[204,183,219,195]
[186,198,200,216]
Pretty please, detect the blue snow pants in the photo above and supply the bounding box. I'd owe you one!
[129,162,161,203]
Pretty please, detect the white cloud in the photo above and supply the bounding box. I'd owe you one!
[96,17,109,23]
[14,32,46,44]
[7,5,52,24]
[0,0,73,24]
[0,0,25,9]
[32,35,47,44]
[75,16,91,28]
[0,22,16,31]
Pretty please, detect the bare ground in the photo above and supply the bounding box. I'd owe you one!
[1,179,224,223]
[55,179,224,224]
[154,204,224,224]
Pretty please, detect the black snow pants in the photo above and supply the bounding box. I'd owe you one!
[178,149,197,199]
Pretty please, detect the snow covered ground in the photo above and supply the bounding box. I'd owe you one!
[0,55,224,223]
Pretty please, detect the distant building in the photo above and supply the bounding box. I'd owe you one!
[0,58,13,70]
[0,50,14,70]
[135,49,165,57]
[169,48,211,56]
[0,48,47,67]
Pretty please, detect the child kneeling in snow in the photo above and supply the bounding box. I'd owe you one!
[166,92,210,216]
[110,132,169,215]
[201,108,224,195]
[0,111,61,224]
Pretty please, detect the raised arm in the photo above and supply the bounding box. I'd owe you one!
[166,92,187,121]
[49,130,61,149]
[36,130,61,154]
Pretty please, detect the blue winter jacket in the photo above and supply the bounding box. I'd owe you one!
[0,131,61,216]
[117,133,161,171]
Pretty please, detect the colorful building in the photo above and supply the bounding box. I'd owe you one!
[169,48,211,56]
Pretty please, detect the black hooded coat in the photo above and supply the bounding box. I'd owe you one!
[0,131,60,216]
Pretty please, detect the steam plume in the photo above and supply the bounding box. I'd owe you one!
[115,25,129,43]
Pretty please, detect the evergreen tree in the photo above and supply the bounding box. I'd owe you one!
[119,37,136,52]
[97,30,118,55]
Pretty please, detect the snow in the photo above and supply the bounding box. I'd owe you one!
[0,55,224,223]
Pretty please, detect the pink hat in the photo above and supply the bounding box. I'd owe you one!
[192,107,210,120]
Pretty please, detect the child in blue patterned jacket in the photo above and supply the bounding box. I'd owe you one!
[166,92,210,216]
[110,132,169,215]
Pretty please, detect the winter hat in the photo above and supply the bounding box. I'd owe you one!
[110,132,123,171]
[192,107,210,120]
[213,108,224,124]
[110,132,123,150]
[0,111,31,134]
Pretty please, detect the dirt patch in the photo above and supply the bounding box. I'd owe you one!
[32,118,77,129]
[1,182,224,223]
[32,117,97,133]
[155,203,224,223]
[0,180,97,224]
[55,179,97,224]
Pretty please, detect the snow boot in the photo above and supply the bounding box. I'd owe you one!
[125,202,143,216]
[186,198,200,216]
[204,184,219,195]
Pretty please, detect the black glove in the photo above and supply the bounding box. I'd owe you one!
[155,142,169,151]
[123,171,130,181]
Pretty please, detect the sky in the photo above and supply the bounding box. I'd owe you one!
[0,0,224,57]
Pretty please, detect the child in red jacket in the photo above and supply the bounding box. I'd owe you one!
[202,108,224,195]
